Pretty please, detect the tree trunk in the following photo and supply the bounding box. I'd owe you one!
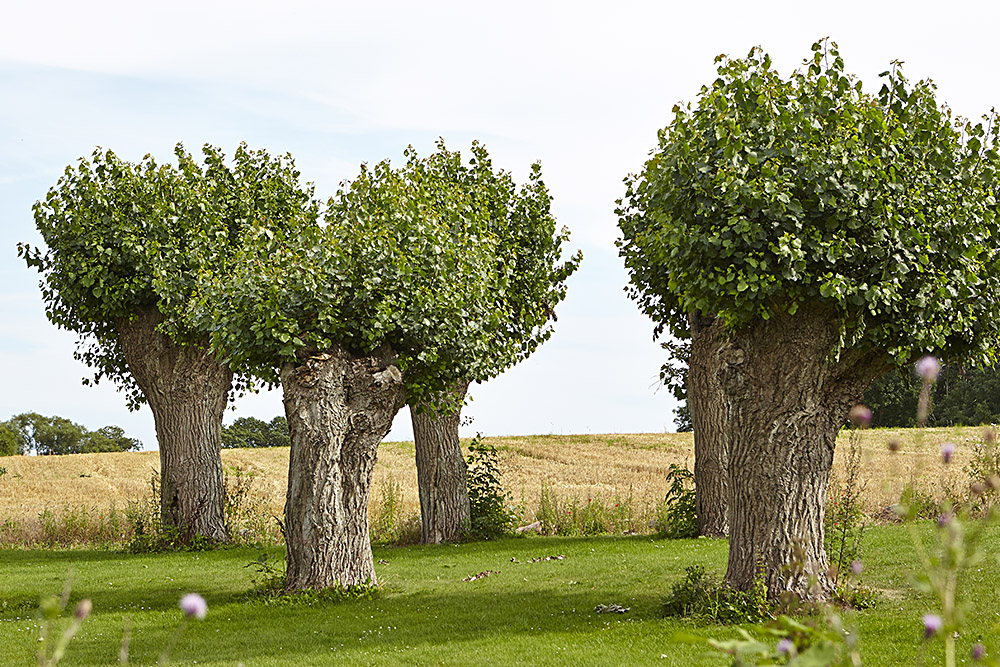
[717,304,888,601]
[281,345,406,591]
[688,311,729,538]
[115,307,231,543]
[410,381,471,544]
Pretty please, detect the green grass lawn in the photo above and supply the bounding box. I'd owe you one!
[1,524,997,666]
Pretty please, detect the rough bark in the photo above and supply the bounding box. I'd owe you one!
[410,381,472,544]
[688,311,729,538]
[115,307,231,543]
[281,345,406,591]
[717,304,888,601]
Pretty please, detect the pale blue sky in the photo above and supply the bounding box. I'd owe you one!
[3,1,998,448]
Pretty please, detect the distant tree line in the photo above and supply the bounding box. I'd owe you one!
[863,365,1000,428]
[0,412,292,455]
[0,413,142,456]
[672,363,1000,432]
[221,416,289,449]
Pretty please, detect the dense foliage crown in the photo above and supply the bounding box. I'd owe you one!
[617,39,1000,364]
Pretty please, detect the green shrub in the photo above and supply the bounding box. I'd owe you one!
[832,580,881,611]
[825,428,866,586]
[124,473,217,552]
[466,434,520,541]
[369,477,420,545]
[656,464,698,538]
[662,565,772,625]
[897,485,947,521]
[223,464,276,545]
[244,552,381,605]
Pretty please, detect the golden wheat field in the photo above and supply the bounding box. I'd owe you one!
[0,426,989,541]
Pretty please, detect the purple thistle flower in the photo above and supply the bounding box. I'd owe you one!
[973,642,986,661]
[179,593,207,620]
[776,638,794,655]
[916,356,940,382]
[923,614,943,638]
[848,404,873,428]
[938,512,953,528]
[851,560,863,576]
[941,442,956,464]
[74,599,92,621]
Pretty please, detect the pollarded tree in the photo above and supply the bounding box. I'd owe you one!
[20,143,314,541]
[193,145,504,591]
[407,142,581,544]
[660,319,731,538]
[617,40,1000,599]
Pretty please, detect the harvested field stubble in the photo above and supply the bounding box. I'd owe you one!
[0,427,985,545]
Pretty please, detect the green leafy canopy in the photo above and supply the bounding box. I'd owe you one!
[415,141,581,383]
[617,39,1000,364]
[193,142,544,405]
[20,143,316,407]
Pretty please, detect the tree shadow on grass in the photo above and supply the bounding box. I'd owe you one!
[1,537,734,665]
[66,586,700,666]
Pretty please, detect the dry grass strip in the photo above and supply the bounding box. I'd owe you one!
[0,426,988,530]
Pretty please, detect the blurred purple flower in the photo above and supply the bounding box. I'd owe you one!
[941,442,956,464]
[916,356,940,382]
[848,404,872,428]
[937,512,953,528]
[179,593,207,620]
[851,560,863,575]
[776,638,794,655]
[74,598,92,620]
[973,642,986,661]
[923,614,943,638]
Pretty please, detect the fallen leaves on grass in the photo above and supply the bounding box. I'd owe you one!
[509,554,566,564]
[594,604,630,614]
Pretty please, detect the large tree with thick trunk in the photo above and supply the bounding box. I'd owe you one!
[617,40,1000,600]
[195,144,504,591]
[20,144,311,542]
[411,381,472,544]
[686,312,731,537]
[408,144,581,544]
[654,318,730,538]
